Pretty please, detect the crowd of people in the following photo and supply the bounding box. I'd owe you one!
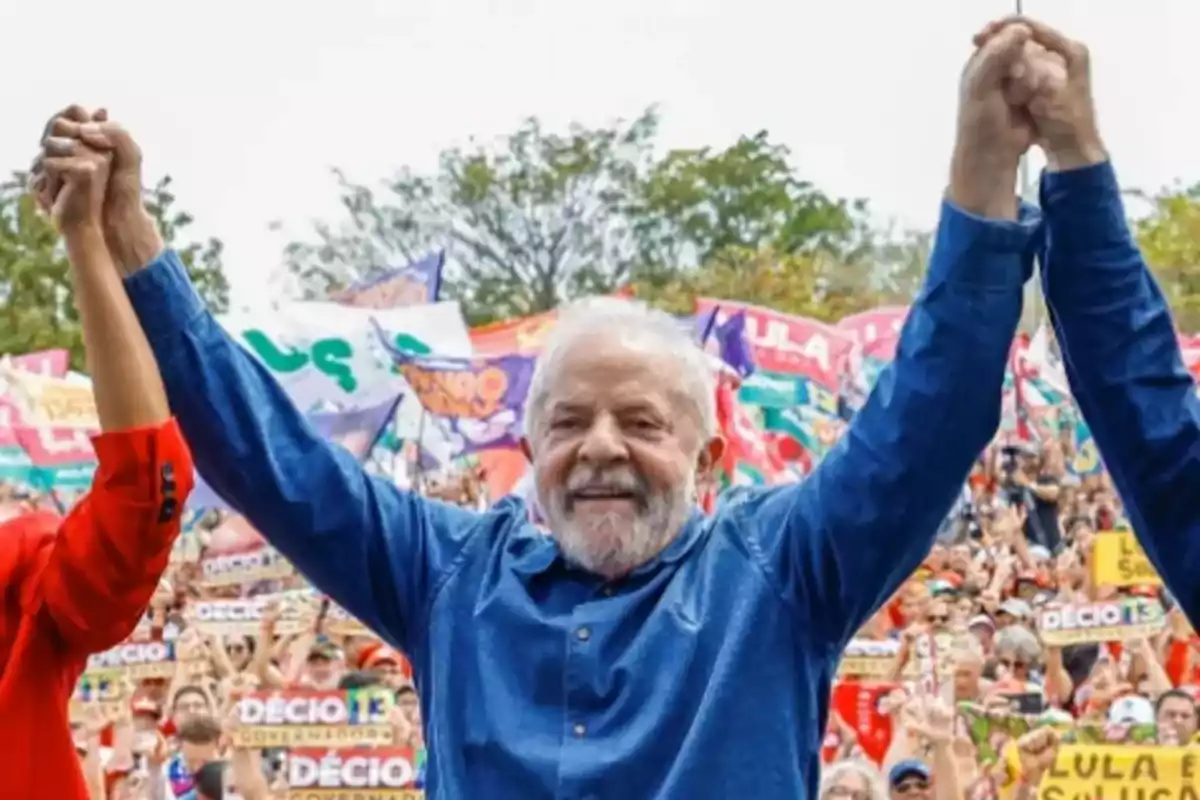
[7,9,1199,800]
[18,426,1187,799]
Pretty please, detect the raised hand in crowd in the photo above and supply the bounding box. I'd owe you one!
[1013,727,1062,797]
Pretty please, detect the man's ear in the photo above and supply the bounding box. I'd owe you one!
[696,436,725,476]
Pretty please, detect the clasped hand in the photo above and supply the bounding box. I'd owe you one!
[951,16,1104,218]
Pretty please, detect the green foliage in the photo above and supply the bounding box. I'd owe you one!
[629,130,871,275]
[284,109,876,324]
[285,110,659,325]
[0,173,229,370]
[1133,183,1200,332]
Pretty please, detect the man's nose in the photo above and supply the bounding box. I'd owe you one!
[578,416,628,464]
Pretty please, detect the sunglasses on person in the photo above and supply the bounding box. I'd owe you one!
[999,657,1029,671]
[927,614,950,625]
[894,778,931,795]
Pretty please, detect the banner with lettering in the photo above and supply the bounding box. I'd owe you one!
[696,298,855,389]
[1038,598,1165,646]
[217,300,471,450]
[232,688,395,747]
[287,747,424,798]
[837,640,899,679]
[383,346,536,455]
[2,348,70,378]
[332,251,444,310]
[0,367,97,429]
[198,545,294,586]
[85,641,175,680]
[1038,745,1197,800]
[836,305,908,365]
[11,425,96,491]
[190,595,312,637]
[70,670,126,722]
[1092,530,1163,587]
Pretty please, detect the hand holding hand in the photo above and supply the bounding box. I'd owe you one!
[950,21,1038,218]
[976,17,1105,170]
[34,134,110,237]
[32,106,164,271]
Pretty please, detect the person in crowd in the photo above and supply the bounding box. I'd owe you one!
[0,109,195,796]
[34,17,1050,797]
[979,15,1200,625]
[820,759,890,800]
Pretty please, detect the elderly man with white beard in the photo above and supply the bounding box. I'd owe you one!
[36,18,1060,798]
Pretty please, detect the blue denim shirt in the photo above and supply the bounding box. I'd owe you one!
[125,199,1037,799]
[1039,162,1200,624]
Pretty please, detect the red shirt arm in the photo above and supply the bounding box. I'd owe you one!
[31,419,194,655]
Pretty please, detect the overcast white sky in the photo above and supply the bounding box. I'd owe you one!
[3,0,1194,303]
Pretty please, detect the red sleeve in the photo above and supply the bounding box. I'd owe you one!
[30,419,194,655]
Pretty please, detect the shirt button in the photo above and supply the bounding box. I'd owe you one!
[576,627,591,641]
[601,586,613,597]
[573,723,587,738]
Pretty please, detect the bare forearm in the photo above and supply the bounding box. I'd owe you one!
[65,225,169,430]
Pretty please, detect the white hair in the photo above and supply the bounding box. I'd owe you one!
[522,297,717,443]
[819,760,888,800]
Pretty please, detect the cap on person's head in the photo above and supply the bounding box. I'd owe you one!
[360,645,411,675]
[968,614,995,632]
[1108,694,1155,726]
[308,638,343,662]
[888,759,932,787]
[1027,545,1051,562]
[999,598,1032,619]
[131,694,162,719]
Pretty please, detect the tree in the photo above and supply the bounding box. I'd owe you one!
[285,110,873,324]
[284,110,660,324]
[629,130,872,278]
[0,173,230,370]
[635,246,887,323]
[1133,184,1200,333]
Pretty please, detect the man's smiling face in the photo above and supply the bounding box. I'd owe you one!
[524,325,720,579]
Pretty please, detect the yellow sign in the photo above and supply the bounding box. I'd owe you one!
[1092,531,1162,587]
[1039,745,1198,799]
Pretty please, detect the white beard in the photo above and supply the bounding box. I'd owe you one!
[540,466,697,578]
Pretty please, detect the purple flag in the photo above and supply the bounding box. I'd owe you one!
[187,396,401,510]
[383,347,536,455]
[333,252,444,309]
[712,311,755,379]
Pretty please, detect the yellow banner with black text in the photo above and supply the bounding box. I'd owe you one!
[1038,744,1198,800]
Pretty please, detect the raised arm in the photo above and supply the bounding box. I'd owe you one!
[739,24,1041,646]
[27,121,193,654]
[1014,20,1200,622]
[46,115,477,655]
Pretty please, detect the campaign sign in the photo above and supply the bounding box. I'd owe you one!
[233,689,395,748]
[286,747,423,799]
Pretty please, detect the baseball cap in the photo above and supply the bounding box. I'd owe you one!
[888,759,932,787]
[307,638,343,662]
[999,598,1032,618]
[1108,694,1155,725]
[968,614,996,632]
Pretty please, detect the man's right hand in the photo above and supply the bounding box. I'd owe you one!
[976,17,1107,172]
[949,21,1040,219]
[34,107,165,274]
